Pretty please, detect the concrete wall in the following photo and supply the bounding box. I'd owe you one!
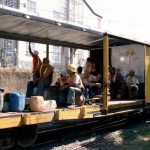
[0,68,32,94]
[111,44,144,83]
[0,68,60,94]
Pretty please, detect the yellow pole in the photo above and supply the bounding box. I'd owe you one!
[103,34,109,112]
[145,45,150,103]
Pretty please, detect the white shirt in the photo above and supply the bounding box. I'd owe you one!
[126,75,139,86]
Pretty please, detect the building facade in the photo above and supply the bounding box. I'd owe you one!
[0,0,102,70]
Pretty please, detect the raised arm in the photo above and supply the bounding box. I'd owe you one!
[29,42,34,57]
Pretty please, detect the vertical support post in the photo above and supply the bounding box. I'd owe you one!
[145,45,150,103]
[103,33,109,112]
[66,0,70,21]
[46,44,49,60]
[66,0,72,65]
[70,48,73,64]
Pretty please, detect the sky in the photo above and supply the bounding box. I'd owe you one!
[87,0,150,43]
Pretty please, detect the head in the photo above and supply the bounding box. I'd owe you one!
[86,57,93,63]
[43,58,49,65]
[117,68,121,73]
[77,66,83,74]
[110,67,116,74]
[34,50,39,55]
[129,70,135,76]
[67,64,77,75]
[108,66,112,72]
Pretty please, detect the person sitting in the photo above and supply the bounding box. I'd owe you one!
[77,66,83,77]
[55,71,69,106]
[82,65,101,99]
[116,69,127,99]
[36,58,54,96]
[126,70,139,100]
[66,64,84,106]
[56,71,69,89]
[109,67,117,99]
[84,57,96,75]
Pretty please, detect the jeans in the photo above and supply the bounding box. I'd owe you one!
[84,86,101,99]
[36,78,50,96]
[84,86,92,99]
[128,85,138,100]
[67,87,82,105]
[26,81,37,97]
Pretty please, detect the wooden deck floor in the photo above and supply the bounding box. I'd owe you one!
[108,99,144,109]
[0,99,145,129]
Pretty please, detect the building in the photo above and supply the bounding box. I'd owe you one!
[0,0,102,70]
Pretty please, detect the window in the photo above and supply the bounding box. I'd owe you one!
[53,10,61,19]
[78,21,83,25]
[3,0,18,8]
[75,49,85,66]
[19,61,32,69]
[27,0,36,13]
[26,42,35,57]
[4,39,14,59]
[52,46,61,63]
[53,10,65,20]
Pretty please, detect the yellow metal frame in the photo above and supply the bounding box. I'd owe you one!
[0,100,144,129]
[0,106,102,129]
[145,45,150,103]
[0,34,148,130]
[0,111,55,129]
[103,34,109,111]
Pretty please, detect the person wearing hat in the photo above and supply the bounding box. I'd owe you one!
[66,64,84,106]
[29,42,41,81]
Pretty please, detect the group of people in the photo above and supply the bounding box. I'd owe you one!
[26,42,139,108]
[109,67,139,100]
[55,57,102,106]
[26,44,102,107]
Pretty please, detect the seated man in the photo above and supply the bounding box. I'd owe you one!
[66,64,84,106]
[126,70,139,100]
[36,58,53,96]
[109,67,117,99]
[55,71,69,106]
[57,64,84,105]
[56,71,69,89]
[77,66,83,77]
[82,64,101,99]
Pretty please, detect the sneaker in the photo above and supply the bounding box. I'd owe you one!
[67,105,76,109]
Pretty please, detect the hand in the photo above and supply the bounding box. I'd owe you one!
[95,83,101,87]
